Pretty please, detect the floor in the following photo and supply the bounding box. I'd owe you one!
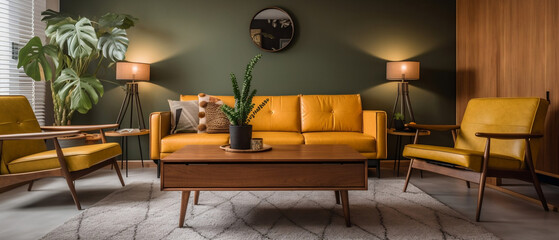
[1,164,559,240]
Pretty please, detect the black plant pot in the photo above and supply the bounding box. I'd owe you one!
[229,125,252,149]
[394,120,405,131]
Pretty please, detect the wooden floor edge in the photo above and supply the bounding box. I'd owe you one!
[486,184,559,212]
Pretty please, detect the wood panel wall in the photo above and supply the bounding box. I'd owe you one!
[457,0,559,176]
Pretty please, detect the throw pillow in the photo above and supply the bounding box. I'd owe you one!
[197,93,229,133]
[205,102,230,133]
[167,100,199,133]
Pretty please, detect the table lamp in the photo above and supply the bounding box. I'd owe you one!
[386,61,420,127]
[115,61,150,129]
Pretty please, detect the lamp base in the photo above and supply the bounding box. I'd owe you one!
[116,82,146,129]
[389,81,415,128]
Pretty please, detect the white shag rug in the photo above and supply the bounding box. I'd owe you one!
[41,179,498,240]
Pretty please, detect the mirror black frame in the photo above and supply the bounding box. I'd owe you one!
[249,7,295,52]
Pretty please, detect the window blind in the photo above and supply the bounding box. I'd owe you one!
[0,0,47,125]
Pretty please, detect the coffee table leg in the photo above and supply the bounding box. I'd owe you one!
[194,191,200,205]
[179,191,191,227]
[340,190,351,227]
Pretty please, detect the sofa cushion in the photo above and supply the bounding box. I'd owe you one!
[403,144,523,172]
[302,132,375,152]
[301,94,362,132]
[161,133,229,153]
[250,96,300,132]
[252,132,304,145]
[8,143,121,174]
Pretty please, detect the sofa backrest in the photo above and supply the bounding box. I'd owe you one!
[179,95,300,132]
[300,94,363,132]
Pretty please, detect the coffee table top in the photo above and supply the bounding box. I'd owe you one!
[162,144,366,163]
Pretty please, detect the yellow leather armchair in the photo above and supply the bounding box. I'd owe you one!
[0,96,125,210]
[402,98,549,221]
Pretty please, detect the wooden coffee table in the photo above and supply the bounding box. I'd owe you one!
[160,144,368,228]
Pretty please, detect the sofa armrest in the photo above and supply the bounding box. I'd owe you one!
[363,110,387,159]
[150,111,171,160]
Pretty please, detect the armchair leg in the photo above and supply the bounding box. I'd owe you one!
[476,138,491,222]
[524,140,548,211]
[27,180,34,191]
[64,177,81,210]
[403,159,414,192]
[112,158,125,187]
[476,171,487,222]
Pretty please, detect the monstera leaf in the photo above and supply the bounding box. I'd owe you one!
[17,37,59,81]
[99,13,138,30]
[41,9,70,26]
[54,68,104,114]
[55,18,98,58]
[97,28,128,62]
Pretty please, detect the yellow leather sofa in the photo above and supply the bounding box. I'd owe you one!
[150,94,387,174]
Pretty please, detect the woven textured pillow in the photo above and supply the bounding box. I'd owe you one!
[168,100,199,133]
[205,102,229,133]
[198,93,229,133]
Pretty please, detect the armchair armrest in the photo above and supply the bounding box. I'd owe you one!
[475,132,543,139]
[363,110,387,159]
[40,124,118,131]
[0,130,81,140]
[150,111,171,160]
[408,123,460,131]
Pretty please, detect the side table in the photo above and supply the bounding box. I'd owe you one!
[105,129,149,177]
[388,128,430,176]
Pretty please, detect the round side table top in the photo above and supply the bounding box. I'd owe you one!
[105,129,150,137]
[387,128,430,136]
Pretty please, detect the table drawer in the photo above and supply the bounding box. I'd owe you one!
[162,163,366,189]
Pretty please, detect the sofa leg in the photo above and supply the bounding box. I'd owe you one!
[376,160,381,178]
[27,180,34,191]
[156,160,161,178]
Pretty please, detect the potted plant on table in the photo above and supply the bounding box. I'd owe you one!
[393,112,405,131]
[17,10,137,126]
[221,54,269,149]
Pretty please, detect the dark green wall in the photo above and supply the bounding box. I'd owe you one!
[61,0,456,160]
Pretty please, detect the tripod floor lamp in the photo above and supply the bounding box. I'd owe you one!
[109,62,150,175]
[115,61,150,129]
[387,61,420,128]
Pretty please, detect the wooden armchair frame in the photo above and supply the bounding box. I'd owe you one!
[403,123,548,221]
[0,124,124,210]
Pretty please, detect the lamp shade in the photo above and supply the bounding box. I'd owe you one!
[116,62,150,81]
[386,61,420,81]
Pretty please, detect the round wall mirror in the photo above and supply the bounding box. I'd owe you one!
[249,7,294,52]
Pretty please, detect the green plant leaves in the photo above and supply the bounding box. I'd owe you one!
[17,37,59,81]
[54,68,104,114]
[99,13,138,30]
[221,54,267,126]
[55,18,98,58]
[98,28,129,62]
[41,9,69,26]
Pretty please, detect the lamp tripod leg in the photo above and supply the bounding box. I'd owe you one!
[390,84,401,129]
[402,83,415,122]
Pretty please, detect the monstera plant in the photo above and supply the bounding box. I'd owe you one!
[17,10,137,125]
